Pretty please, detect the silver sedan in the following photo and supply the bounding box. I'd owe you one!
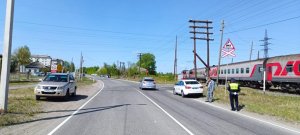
[139,77,156,90]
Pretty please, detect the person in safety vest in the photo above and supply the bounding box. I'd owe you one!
[227,78,241,111]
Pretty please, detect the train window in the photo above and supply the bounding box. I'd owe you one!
[246,68,250,73]
[228,69,230,74]
[286,65,293,72]
[236,68,239,74]
[241,68,244,74]
[232,69,234,74]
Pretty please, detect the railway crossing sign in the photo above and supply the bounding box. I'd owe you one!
[222,38,236,57]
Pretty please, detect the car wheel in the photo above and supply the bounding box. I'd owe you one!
[71,89,76,97]
[65,90,70,100]
[173,89,176,95]
[35,95,40,100]
[181,91,185,98]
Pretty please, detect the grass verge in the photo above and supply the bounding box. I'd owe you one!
[77,77,96,87]
[208,86,300,123]
[0,88,41,126]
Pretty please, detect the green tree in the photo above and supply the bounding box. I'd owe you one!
[70,62,75,72]
[13,45,31,72]
[137,53,156,75]
[98,67,108,75]
[10,55,18,73]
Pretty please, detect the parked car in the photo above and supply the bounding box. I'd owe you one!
[139,77,156,90]
[173,79,203,97]
[34,73,77,100]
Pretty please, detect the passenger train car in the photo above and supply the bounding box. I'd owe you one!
[180,54,300,90]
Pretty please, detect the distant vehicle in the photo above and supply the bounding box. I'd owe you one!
[34,73,77,100]
[139,77,156,90]
[173,80,203,97]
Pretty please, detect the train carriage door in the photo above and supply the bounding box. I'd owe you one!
[267,66,272,81]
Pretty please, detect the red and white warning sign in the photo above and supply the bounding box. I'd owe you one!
[222,38,236,57]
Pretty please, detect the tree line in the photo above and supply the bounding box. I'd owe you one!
[83,53,157,77]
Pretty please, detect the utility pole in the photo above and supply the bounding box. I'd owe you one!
[250,41,254,61]
[257,50,260,60]
[174,36,178,80]
[137,53,142,75]
[80,52,83,80]
[189,20,214,80]
[216,20,224,85]
[260,29,271,58]
[0,0,14,113]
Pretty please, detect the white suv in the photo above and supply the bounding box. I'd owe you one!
[34,73,77,100]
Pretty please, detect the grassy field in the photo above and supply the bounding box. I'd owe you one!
[209,86,300,123]
[0,88,41,126]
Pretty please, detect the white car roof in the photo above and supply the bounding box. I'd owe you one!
[182,79,197,82]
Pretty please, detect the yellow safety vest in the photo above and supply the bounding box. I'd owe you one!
[229,83,239,91]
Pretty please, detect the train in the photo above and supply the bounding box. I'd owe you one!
[180,54,300,90]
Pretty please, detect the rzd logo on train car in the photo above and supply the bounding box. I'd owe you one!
[266,60,300,80]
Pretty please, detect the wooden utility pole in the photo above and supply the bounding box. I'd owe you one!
[0,0,14,113]
[250,41,254,61]
[216,20,224,85]
[189,20,214,80]
[137,53,142,75]
[174,36,178,80]
[190,21,198,80]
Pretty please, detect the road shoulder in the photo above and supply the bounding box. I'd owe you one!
[0,80,103,135]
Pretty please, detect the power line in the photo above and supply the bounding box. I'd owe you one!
[225,15,300,34]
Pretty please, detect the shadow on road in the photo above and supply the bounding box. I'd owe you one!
[38,95,88,102]
[6,104,147,126]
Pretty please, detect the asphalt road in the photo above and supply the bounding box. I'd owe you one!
[50,77,299,135]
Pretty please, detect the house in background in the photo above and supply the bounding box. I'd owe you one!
[31,55,52,67]
[25,61,45,76]
[20,55,52,74]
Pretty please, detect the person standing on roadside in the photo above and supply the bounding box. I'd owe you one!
[206,77,215,103]
[227,78,241,111]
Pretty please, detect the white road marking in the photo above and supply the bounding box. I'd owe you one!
[48,80,105,135]
[166,89,300,134]
[136,90,194,135]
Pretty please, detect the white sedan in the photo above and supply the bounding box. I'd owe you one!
[173,80,203,97]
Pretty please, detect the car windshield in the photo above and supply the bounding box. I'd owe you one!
[144,79,154,81]
[44,75,68,82]
[185,81,199,84]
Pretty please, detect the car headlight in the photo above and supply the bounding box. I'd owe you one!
[36,85,41,89]
[57,86,65,90]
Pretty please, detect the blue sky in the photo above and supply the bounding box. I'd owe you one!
[0,0,299,73]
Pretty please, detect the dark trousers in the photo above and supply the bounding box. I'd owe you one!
[229,93,239,110]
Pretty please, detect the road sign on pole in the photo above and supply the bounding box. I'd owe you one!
[221,38,236,95]
[222,39,236,57]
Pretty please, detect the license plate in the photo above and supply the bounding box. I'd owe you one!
[192,87,198,89]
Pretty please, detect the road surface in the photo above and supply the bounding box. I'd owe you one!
[49,77,299,135]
